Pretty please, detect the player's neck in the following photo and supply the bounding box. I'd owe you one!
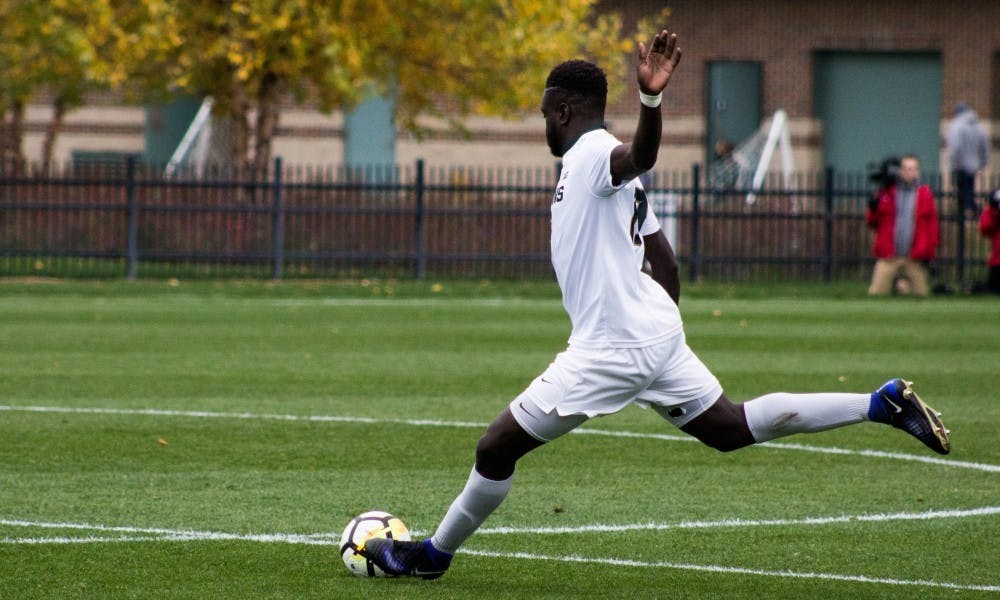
[561,122,606,154]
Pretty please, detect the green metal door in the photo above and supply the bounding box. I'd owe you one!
[706,61,762,166]
[814,52,942,176]
[144,96,202,168]
[344,89,397,176]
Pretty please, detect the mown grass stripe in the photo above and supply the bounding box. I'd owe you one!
[2,516,997,592]
[4,506,996,541]
[2,403,997,473]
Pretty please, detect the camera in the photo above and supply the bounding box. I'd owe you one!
[866,156,900,211]
[867,156,900,189]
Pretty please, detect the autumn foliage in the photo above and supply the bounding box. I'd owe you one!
[1,1,668,170]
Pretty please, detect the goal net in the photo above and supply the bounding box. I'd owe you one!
[708,109,794,205]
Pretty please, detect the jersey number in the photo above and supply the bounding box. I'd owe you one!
[630,188,648,246]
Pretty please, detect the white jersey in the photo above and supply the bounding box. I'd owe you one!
[550,128,682,349]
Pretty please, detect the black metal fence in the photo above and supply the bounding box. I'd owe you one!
[0,157,995,285]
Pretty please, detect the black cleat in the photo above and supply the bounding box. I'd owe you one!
[359,538,451,580]
[871,379,951,455]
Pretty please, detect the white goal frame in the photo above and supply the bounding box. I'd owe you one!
[163,97,215,178]
[743,109,794,205]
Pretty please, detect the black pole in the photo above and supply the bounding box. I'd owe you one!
[126,155,138,280]
[272,156,284,282]
[415,159,426,279]
[956,193,965,284]
[824,166,835,283]
[690,163,701,283]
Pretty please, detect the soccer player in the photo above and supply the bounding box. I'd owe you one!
[361,30,951,579]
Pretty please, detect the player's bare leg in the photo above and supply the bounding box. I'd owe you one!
[678,392,755,451]
[680,380,949,455]
[474,407,547,480]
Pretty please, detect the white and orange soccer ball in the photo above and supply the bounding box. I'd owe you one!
[339,510,411,577]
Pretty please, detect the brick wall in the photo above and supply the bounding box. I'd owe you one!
[611,0,1000,119]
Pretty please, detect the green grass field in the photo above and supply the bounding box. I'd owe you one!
[1,279,998,599]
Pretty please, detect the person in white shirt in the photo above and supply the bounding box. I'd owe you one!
[361,30,950,580]
[947,103,990,215]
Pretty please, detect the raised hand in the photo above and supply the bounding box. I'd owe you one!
[636,30,682,96]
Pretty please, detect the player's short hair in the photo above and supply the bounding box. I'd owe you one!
[545,60,607,114]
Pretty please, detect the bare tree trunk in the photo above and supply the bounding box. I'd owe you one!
[229,79,250,170]
[253,71,281,176]
[0,107,8,173]
[226,79,253,255]
[41,94,67,175]
[6,100,27,175]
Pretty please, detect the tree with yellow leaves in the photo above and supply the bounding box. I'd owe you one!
[137,0,660,172]
[0,0,130,172]
[1,1,665,172]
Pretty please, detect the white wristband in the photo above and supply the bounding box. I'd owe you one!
[639,91,662,108]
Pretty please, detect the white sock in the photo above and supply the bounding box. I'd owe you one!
[430,466,512,554]
[743,392,871,443]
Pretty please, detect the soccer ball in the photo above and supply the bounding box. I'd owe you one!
[339,510,411,577]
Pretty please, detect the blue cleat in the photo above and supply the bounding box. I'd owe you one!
[359,538,452,580]
[870,379,950,455]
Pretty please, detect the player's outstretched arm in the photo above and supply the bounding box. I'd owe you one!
[610,30,682,185]
[643,229,680,304]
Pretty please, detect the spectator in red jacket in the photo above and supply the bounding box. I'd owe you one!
[978,188,1000,294]
[865,154,939,296]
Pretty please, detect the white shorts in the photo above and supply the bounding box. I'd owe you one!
[509,333,723,442]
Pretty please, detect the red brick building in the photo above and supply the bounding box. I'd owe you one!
[610,0,999,177]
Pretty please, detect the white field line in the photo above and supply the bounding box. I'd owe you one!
[472,506,1000,536]
[4,506,998,542]
[2,509,999,592]
[458,549,1000,593]
[262,298,554,308]
[2,403,998,474]
[62,296,556,309]
[0,518,338,545]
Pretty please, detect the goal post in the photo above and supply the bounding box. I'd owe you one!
[709,109,795,205]
[745,109,794,205]
[163,97,236,178]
